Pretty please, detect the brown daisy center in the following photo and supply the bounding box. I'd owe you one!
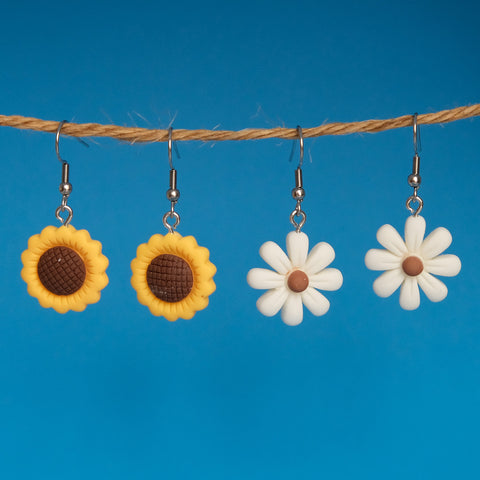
[37,246,86,295]
[402,256,424,277]
[287,269,309,293]
[147,254,193,302]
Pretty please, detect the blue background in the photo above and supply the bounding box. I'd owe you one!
[0,1,479,478]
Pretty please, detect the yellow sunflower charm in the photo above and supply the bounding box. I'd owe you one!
[21,225,109,313]
[130,232,216,321]
[133,129,216,320]
[21,121,109,313]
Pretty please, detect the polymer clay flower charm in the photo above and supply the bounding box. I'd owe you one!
[365,215,461,310]
[131,232,216,321]
[21,225,109,313]
[247,231,343,326]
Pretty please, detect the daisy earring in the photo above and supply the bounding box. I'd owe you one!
[130,127,216,321]
[21,121,109,313]
[247,126,343,326]
[365,113,461,310]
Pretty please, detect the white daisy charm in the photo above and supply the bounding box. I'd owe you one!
[247,231,343,326]
[365,215,461,310]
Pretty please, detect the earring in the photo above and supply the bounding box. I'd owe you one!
[21,121,109,313]
[130,128,216,321]
[365,114,461,310]
[247,126,343,326]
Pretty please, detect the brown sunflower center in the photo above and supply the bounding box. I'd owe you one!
[402,256,424,277]
[37,246,86,295]
[146,254,193,302]
[287,269,309,293]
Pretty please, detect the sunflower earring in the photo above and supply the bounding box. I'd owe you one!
[247,127,343,326]
[365,114,461,310]
[21,121,109,313]
[130,128,216,321]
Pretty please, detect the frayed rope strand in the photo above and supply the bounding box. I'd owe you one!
[0,104,479,143]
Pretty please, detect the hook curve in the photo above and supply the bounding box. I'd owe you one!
[297,125,304,168]
[55,120,68,163]
[413,113,421,155]
[167,127,181,169]
[168,127,173,169]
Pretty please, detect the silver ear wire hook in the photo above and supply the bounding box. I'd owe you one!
[55,120,67,163]
[55,120,89,163]
[55,120,73,226]
[406,113,424,216]
[413,113,421,155]
[168,127,173,169]
[297,125,304,169]
[290,125,307,232]
[167,126,180,169]
[163,127,181,233]
[54,121,89,226]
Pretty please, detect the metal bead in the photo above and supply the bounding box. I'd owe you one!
[291,187,305,201]
[166,188,180,202]
[59,182,73,195]
[408,174,421,187]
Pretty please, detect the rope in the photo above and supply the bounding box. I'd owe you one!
[0,104,479,143]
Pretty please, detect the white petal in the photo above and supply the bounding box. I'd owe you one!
[286,231,309,268]
[309,268,343,291]
[425,254,461,277]
[404,215,426,252]
[256,288,289,317]
[373,269,405,297]
[376,224,407,256]
[399,277,421,310]
[417,272,448,303]
[259,241,291,274]
[281,293,304,326]
[420,227,452,259]
[304,242,335,275]
[365,249,402,271]
[301,287,330,316]
[247,268,285,290]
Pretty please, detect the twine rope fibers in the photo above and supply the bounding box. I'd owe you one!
[0,104,479,144]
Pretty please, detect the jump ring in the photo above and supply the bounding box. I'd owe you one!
[163,210,180,233]
[406,194,424,216]
[290,209,306,233]
[55,204,73,226]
